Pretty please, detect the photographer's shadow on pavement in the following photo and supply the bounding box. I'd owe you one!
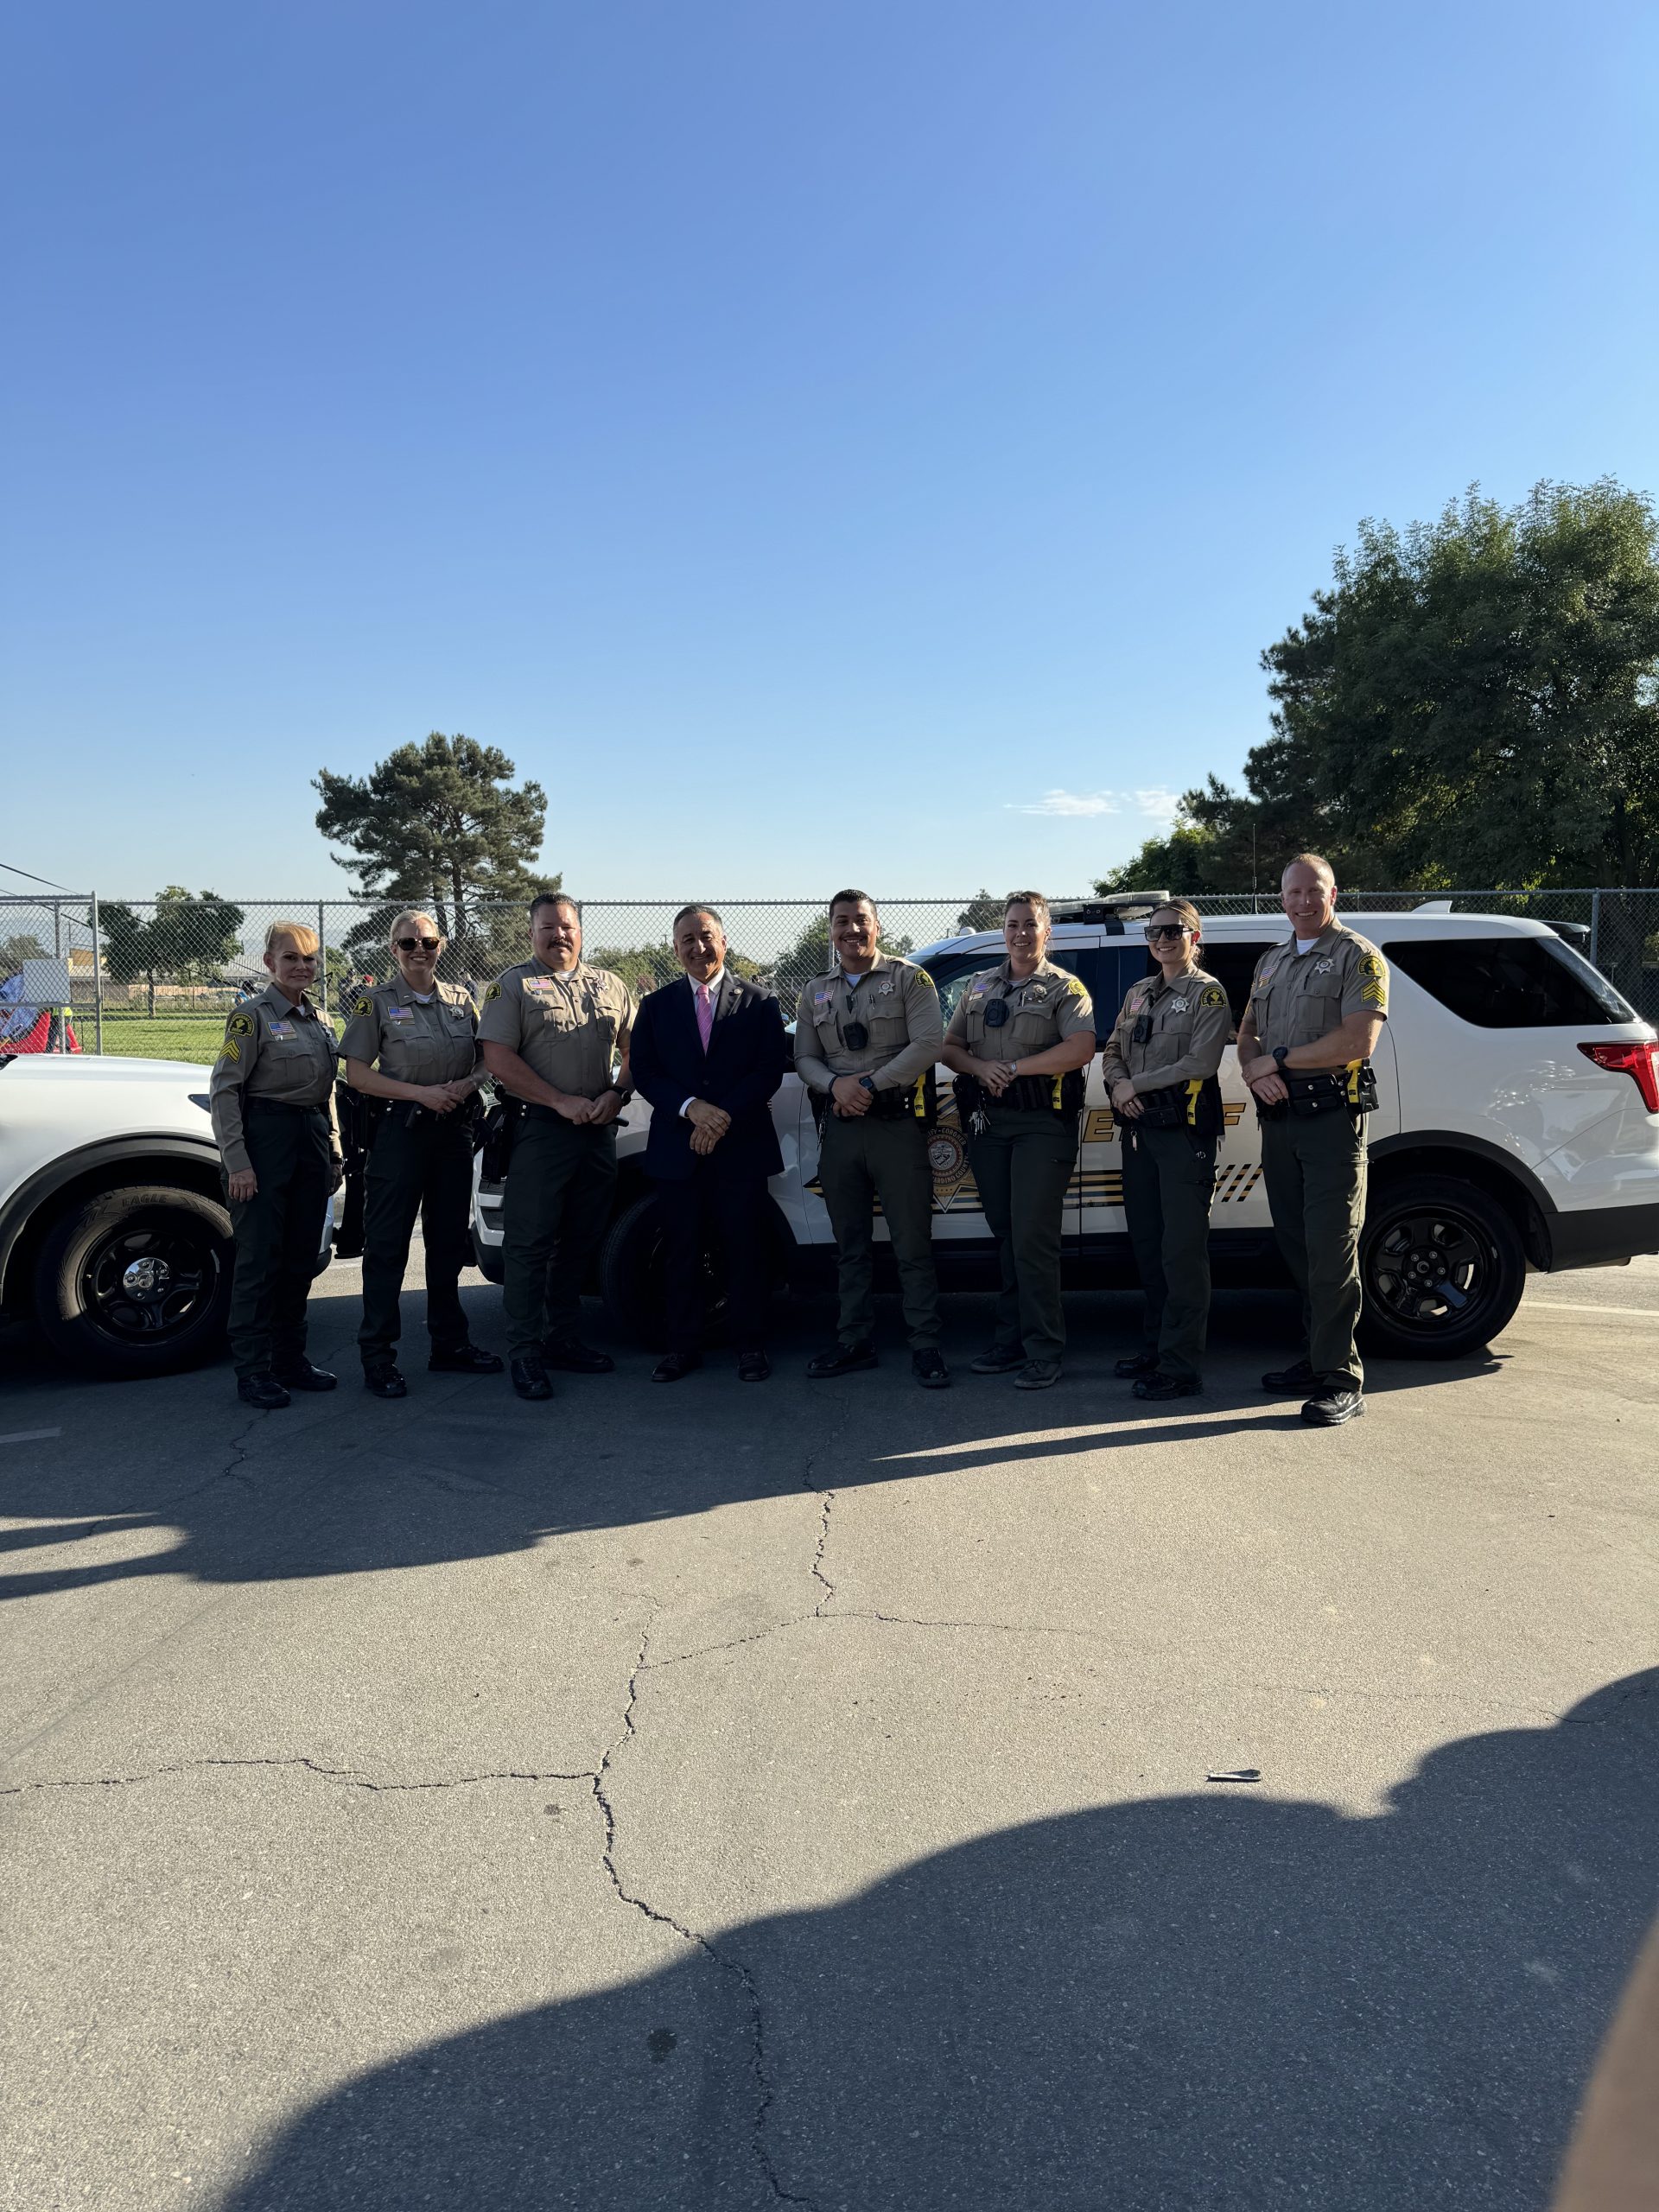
[223,1672,1657,2212]
[0,1286,1504,1601]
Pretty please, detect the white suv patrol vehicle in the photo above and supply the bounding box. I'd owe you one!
[473,903,1659,1359]
[0,1053,331,1377]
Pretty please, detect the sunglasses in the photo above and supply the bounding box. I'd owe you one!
[1144,924,1192,942]
[396,935,442,952]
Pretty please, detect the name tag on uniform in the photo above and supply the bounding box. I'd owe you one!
[385,1005,413,1020]
[268,1020,296,1039]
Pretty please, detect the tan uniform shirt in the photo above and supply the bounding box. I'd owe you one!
[792,953,944,1095]
[1243,923,1389,1056]
[945,957,1095,1063]
[209,984,340,1177]
[1099,965,1231,1092]
[477,959,634,1096]
[337,977,480,1086]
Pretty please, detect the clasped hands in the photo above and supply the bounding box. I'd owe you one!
[1109,1077,1144,1122]
[685,1097,730,1156]
[1240,1053,1288,1105]
[417,1079,474,1115]
[555,1087,626,1128]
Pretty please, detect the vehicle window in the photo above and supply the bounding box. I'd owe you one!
[921,946,1125,1033]
[921,952,1000,1027]
[1383,935,1637,1027]
[1199,941,1274,1027]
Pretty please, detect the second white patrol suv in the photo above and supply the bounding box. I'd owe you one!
[472,902,1659,1361]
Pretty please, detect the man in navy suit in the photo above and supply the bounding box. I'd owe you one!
[629,905,789,1382]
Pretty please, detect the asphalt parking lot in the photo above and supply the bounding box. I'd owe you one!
[2,1255,1656,2211]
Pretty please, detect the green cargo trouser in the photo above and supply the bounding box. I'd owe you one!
[817,1109,940,1350]
[358,1109,476,1364]
[1259,1108,1368,1391]
[502,1112,617,1360]
[1122,1122,1217,1381]
[966,1107,1077,1364]
[227,1101,333,1379]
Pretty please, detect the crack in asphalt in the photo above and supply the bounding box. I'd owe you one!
[1,1756,596,1797]
[592,1614,819,2210]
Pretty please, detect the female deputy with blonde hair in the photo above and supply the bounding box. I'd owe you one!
[940,891,1096,1389]
[1100,898,1231,1398]
[208,918,343,1408]
[337,911,500,1397]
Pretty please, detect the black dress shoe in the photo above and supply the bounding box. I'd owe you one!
[1301,1389,1365,1426]
[273,1359,337,1392]
[1262,1358,1317,1394]
[364,1363,408,1399]
[652,1351,702,1383]
[237,1373,291,1410]
[429,1344,504,1375]
[1114,1351,1160,1380]
[510,1357,555,1402]
[912,1348,950,1389]
[1014,1359,1061,1390]
[1132,1370,1201,1400]
[736,1349,771,1382]
[806,1340,877,1380]
[540,1338,615,1375]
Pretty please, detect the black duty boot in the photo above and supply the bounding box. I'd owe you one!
[237,1373,291,1410]
[1014,1359,1061,1390]
[912,1349,950,1389]
[1132,1371,1201,1401]
[806,1341,877,1380]
[652,1351,702,1383]
[970,1343,1026,1375]
[364,1363,408,1400]
[1262,1359,1317,1395]
[1114,1351,1160,1380]
[510,1357,555,1402]
[736,1349,772,1382]
[429,1344,504,1375]
[273,1359,337,1392]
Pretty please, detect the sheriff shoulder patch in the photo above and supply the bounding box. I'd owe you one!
[354,995,374,1018]
[1200,985,1225,1009]
[1359,953,1384,978]
[227,1012,253,1036]
[485,982,502,1001]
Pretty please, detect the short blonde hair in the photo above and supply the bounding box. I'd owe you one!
[264,919,320,957]
[1282,852,1335,885]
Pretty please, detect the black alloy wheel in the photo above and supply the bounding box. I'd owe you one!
[1359,1173,1525,1360]
[34,1185,234,1377]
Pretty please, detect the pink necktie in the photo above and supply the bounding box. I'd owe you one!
[696,982,715,1051]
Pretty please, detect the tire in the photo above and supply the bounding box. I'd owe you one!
[32,1185,234,1378]
[598,1191,790,1349]
[1359,1173,1526,1361]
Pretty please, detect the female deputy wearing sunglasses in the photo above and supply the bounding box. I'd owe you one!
[1100,899,1232,1399]
[337,912,503,1396]
[940,892,1096,1389]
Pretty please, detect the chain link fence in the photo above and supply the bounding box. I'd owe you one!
[3,887,1656,1064]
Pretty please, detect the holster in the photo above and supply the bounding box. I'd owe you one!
[1255,1060,1377,1123]
[477,1096,522,1179]
[332,1085,385,1261]
[955,1068,1085,1123]
[1135,1076,1224,1136]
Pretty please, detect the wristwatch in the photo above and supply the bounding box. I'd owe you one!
[1272,1048,1289,1070]
[858,1075,875,1094]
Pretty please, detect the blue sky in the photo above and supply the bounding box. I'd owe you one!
[4,1,1657,900]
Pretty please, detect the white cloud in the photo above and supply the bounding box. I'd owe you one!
[1007,785,1181,822]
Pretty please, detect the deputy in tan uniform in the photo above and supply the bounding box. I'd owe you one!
[209,918,343,1408]
[940,892,1094,1389]
[339,910,502,1398]
[478,893,634,1401]
[793,888,948,1386]
[1100,899,1232,1399]
[1236,853,1389,1426]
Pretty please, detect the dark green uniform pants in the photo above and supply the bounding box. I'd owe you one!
[1259,1108,1367,1391]
[817,1110,940,1350]
[227,1101,332,1379]
[966,1107,1077,1364]
[1122,1122,1217,1381]
[502,1111,617,1360]
[357,1109,476,1364]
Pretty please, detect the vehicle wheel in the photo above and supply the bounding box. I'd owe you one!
[598,1192,789,1349]
[1359,1173,1525,1360]
[472,1226,505,1285]
[33,1185,233,1378]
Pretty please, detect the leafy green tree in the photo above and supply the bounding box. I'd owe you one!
[955,890,1004,932]
[1100,480,1659,894]
[99,903,149,982]
[0,933,48,974]
[315,733,553,971]
[142,887,247,982]
[768,912,913,1001]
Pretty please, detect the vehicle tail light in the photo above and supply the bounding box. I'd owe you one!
[1579,1039,1659,1114]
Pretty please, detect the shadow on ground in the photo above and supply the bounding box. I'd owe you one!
[0,1284,1504,1601]
[219,1670,1657,2211]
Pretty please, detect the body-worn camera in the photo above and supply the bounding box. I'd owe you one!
[1131,1014,1152,1046]
[843,1020,868,1051]
[983,997,1009,1029]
